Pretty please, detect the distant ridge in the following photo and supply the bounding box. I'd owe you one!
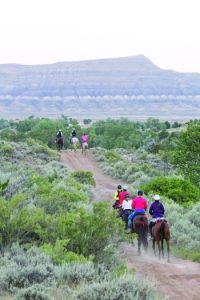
[1,55,200,120]
[0,55,160,73]
[1,54,200,97]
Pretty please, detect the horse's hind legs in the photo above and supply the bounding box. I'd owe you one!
[157,240,161,259]
[153,239,156,256]
[143,235,148,252]
[166,240,170,262]
[161,239,164,258]
[138,238,141,255]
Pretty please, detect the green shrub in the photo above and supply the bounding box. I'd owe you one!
[40,239,89,264]
[33,143,58,158]
[26,138,36,146]
[72,274,161,300]
[0,143,15,154]
[55,261,96,286]
[71,170,96,186]
[14,284,51,300]
[56,202,123,260]
[165,200,200,257]
[0,245,54,291]
[0,179,9,194]
[105,150,120,162]
[172,246,200,263]
[172,120,200,184]
[38,190,88,215]
[38,178,89,214]
[142,176,200,206]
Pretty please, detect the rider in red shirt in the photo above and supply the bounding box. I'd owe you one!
[118,186,130,206]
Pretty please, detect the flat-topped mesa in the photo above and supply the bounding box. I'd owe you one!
[0,55,200,97]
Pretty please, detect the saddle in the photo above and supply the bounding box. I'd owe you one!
[133,215,148,224]
[155,218,167,224]
[135,212,145,216]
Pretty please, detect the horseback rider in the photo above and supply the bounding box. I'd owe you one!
[55,129,63,143]
[118,186,130,207]
[122,193,133,229]
[55,129,64,150]
[81,133,88,145]
[70,128,77,144]
[71,128,77,138]
[112,184,123,209]
[127,190,148,229]
[56,129,63,139]
[149,194,165,238]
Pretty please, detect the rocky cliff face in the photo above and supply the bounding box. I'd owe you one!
[0,55,200,119]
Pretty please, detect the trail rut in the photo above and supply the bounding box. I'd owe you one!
[60,149,200,300]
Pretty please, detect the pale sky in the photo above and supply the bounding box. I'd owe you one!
[0,0,200,72]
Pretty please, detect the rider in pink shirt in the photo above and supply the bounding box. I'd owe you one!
[82,133,88,143]
[132,192,148,210]
[127,190,148,229]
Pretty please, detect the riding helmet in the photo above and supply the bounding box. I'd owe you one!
[153,195,160,201]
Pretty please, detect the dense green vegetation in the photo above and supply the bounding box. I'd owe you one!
[142,177,200,207]
[0,116,179,153]
[173,120,200,185]
[0,116,80,149]
[0,116,199,299]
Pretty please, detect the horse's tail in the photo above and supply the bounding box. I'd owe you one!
[137,218,148,250]
[159,221,165,239]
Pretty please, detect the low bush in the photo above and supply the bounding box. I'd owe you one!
[0,142,15,154]
[142,176,200,206]
[40,239,89,264]
[38,187,88,215]
[71,170,96,186]
[0,245,54,291]
[105,150,121,162]
[71,274,161,300]
[14,284,51,300]
[164,200,200,259]
[55,202,123,260]
[55,261,95,286]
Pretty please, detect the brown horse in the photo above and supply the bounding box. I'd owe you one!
[152,220,170,262]
[132,215,148,255]
[55,137,63,151]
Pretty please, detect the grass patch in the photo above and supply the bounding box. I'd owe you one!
[171,246,200,263]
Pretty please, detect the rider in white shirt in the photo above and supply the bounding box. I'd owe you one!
[122,194,132,210]
[122,194,133,229]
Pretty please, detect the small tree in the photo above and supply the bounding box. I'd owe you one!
[173,120,200,185]
[164,121,171,129]
[83,119,92,125]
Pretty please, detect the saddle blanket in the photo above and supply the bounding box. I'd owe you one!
[151,217,166,223]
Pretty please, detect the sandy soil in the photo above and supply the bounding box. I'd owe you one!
[60,149,200,300]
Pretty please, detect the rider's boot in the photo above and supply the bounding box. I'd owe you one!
[148,222,154,240]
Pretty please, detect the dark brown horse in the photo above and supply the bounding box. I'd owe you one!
[55,137,63,151]
[152,220,170,262]
[132,215,148,255]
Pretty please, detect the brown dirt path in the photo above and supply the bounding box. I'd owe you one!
[60,149,123,201]
[60,149,200,300]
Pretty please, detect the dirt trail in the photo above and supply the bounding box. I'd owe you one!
[61,149,123,201]
[60,150,200,300]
